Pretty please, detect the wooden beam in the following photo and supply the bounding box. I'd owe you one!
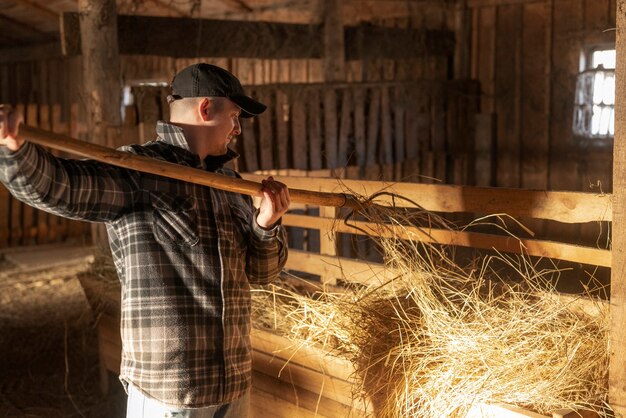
[78,0,122,245]
[321,0,345,82]
[610,0,626,414]
[60,13,454,59]
[283,214,612,267]
[242,173,613,223]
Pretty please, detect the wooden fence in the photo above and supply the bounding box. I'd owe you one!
[2,80,479,249]
[78,171,610,418]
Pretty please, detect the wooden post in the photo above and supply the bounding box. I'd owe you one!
[320,0,345,82]
[78,0,122,245]
[611,0,626,415]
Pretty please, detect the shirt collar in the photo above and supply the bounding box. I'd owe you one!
[155,120,239,171]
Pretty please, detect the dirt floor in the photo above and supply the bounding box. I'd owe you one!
[0,245,127,418]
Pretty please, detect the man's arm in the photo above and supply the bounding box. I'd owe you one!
[243,176,290,284]
[0,105,139,222]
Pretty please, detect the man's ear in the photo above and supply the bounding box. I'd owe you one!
[199,98,211,121]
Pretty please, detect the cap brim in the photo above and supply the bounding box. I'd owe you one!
[229,95,267,118]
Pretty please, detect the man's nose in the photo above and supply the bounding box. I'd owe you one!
[233,119,241,135]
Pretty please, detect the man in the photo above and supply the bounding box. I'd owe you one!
[0,63,289,417]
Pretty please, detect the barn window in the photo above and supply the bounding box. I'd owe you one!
[572,47,615,142]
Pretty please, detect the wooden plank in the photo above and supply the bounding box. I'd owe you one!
[520,1,549,238]
[251,329,354,382]
[251,387,329,418]
[366,88,381,165]
[476,7,496,113]
[393,86,405,163]
[242,173,613,223]
[337,88,352,167]
[252,349,359,408]
[308,89,322,170]
[475,113,495,186]
[611,0,626,414]
[258,90,274,170]
[275,89,289,169]
[319,206,338,285]
[241,116,258,172]
[283,214,611,267]
[380,86,393,164]
[291,91,308,170]
[321,0,345,82]
[251,371,358,418]
[494,3,522,188]
[323,89,338,168]
[466,402,549,418]
[354,88,366,167]
[285,249,395,286]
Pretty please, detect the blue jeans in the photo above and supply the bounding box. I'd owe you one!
[126,383,250,418]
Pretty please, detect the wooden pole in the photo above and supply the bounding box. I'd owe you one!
[611,0,626,416]
[78,0,122,245]
[17,125,359,210]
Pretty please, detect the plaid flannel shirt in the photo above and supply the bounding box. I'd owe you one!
[0,121,287,407]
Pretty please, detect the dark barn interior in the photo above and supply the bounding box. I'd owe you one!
[0,0,624,417]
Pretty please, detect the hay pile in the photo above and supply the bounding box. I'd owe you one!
[252,207,610,417]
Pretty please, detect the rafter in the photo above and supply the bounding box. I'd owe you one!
[0,13,48,36]
[11,0,59,19]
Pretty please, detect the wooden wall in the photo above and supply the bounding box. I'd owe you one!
[0,3,457,249]
[469,0,616,193]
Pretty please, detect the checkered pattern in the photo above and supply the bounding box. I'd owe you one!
[0,121,287,407]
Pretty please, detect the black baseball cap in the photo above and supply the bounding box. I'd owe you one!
[169,63,266,118]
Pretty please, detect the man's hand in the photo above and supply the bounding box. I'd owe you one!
[0,105,24,152]
[256,176,290,229]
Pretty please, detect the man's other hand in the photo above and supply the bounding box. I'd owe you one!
[257,176,290,229]
[0,105,24,152]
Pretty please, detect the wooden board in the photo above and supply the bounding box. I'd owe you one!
[242,173,613,223]
[283,214,611,267]
[494,3,522,188]
[291,91,308,170]
[308,89,322,170]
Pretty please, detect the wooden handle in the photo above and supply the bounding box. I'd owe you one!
[18,125,360,209]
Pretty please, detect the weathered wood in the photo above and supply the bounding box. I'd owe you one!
[60,13,453,60]
[242,172,613,223]
[393,86,405,163]
[337,88,352,167]
[611,0,626,414]
[308,89,322,170]
[251,371,357,418]
[283,214,611,267]
[290,91,308,170]
[353,88,366,167]
[275,89,289,169]
[321,0,345,82]
[476,6,496,113]
[366,88,381,165]
[380,86,393,164]
[520,1,548,190]
[251,349,359,408]
[323,89,338,168]
[474,113,496,186]
[241,117,258,172]
[495,3,522,188]
[257,90,273,170]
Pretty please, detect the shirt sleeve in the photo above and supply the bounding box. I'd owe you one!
[0,141,140,223]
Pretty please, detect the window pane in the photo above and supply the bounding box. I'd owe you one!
[592,49,616,69]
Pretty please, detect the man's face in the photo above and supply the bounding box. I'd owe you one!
[205,98,242,156]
